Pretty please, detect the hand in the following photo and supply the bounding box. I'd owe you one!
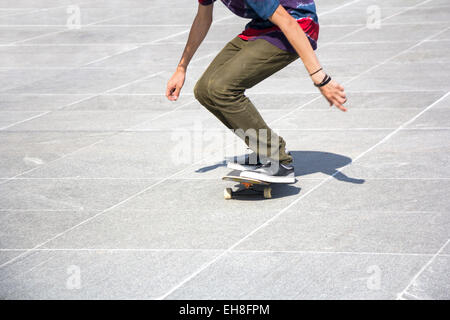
[318,79,347,112]
[311,71,347,111]
[166,68,186,101]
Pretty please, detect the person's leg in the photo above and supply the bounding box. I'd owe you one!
[194,37,298,165]
[194,37,244,129]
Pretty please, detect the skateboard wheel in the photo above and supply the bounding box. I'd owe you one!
[263,187,272,199]
[224,188,233,200]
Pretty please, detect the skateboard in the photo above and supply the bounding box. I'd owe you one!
[222,175,273,199]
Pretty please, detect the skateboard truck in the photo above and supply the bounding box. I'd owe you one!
[222,176,272,199]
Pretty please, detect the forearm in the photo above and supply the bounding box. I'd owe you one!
[280,20,320,72]
[270,6,324,83]
[269,5,347,111]
[177,7,212,71]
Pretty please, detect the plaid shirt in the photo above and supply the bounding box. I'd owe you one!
[198,0,319,52]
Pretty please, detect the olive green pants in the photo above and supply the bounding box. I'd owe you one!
[194,36,298,165]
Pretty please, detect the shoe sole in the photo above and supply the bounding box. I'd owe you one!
[240,171,296,184]
[227,162,260,171]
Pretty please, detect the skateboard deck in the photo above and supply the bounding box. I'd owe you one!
[222,175,272,199]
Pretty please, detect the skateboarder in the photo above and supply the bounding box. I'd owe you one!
[166,0,347,182]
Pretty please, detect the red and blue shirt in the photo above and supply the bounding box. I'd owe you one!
[198,0,319,52]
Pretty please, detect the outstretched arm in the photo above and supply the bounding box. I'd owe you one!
[166,3,213,101]
[269,5,347,111]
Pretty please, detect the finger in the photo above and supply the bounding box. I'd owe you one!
[331,94,343,104]
[337,90,346,99]
[336,95,346,105]
[170,84,181,100]
[172,85,181,100]
[168,93,178,101]
[166,84,175,97]
[335,102,347,112]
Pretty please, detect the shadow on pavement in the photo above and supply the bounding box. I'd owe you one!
[290,151,365,184]
[196,150,365,185]
[228,184,301,201]
[195,151,364,199]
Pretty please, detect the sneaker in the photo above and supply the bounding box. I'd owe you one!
[226,152,269,171]
[241,162,296,183]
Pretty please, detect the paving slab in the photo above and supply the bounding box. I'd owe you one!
[86,42,227,69]
[235,206,449,254]
[279,129,390,163]
[87,0,203,9]
[0,7,147,26]
[0,178,151,210]
[347,62,450,92]
[5,110,166,132]
[1,0,79,8]
[318,5,418,26]
[95,5,231,26]
[350,0,426,7]
[97,70,173,95]
[2,67,152,94]
[25,25,191,45]
[63,94,193,111]
[391,40,450,64]
[130,107,287,132]
[407,108,450,129]
[125,178,314,212]
[0,27,63,44]
[340,129,450,179]
[317,41,415,64]
[443,244,450,255]
[0,69,65,93]
[0,249,221,299]
[21,131,207,178]
[340,22,448,43]
[0,94,92,111]
[36,178,322,251]
[248,91,445,110]
[274,108,420,130]
[166,251,430,300]
[0,251,26,266]
[0,210,97,249]
[0,131,113,178]
[0,110,44,129]
[383,5,450,24]
[0,44,137,68]
[433,27,450,40]
[0,9,32,17]
[0,0,448,300]
[403,255,450,300]
[296,178,450,212]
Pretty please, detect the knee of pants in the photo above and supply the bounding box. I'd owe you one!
[208,78,245,110]
[193,78,210,106]
[195,75,244,111]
